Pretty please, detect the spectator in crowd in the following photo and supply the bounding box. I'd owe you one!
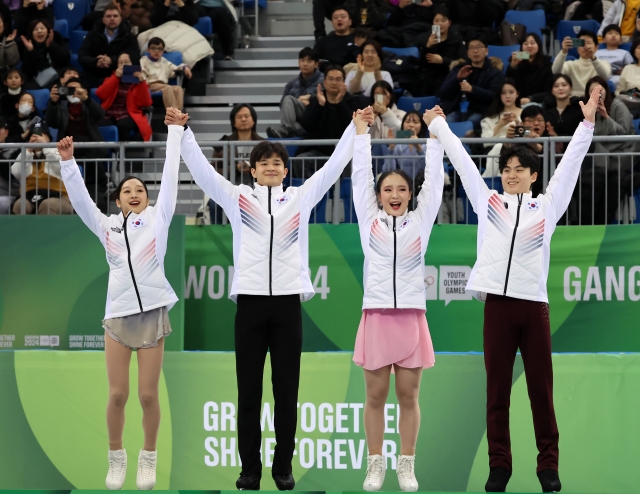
[0,68,24,117]
[345,40,393,96]
[504,104,548,155]
[578,75,636,224]
[480,78,522,176]
[196,0,236,60]
[368,79,404,138]
[78,5,140,87]
[553,30,612,96]
[313,7,359,67]
[375,0,442,48]
[595,24,634,86]
[150,0,199,26]
[211,103,265,187]
[312,0,343,39]
[13,0,54,37]
[20,20,71,89]
[295,64,365,178]
[597,0,640,39]
[96,53,153,141]
[415,6,464,97]
[344,0,390,32]
[54,66,79,89]
[567,0,605,23]
[617,36,640,93]
[382,110,427,178]
[46,77,108,210]
[118,0,154,33]
[10,121,74,214]
[267,47,324,138]
[446,0,505,44]
[0,13,19,76]
[140,36,192,110]
[0,117,18,213]
[439,37,504,132]
[544,74,584,148]
[6,91,39,142]
[505,33,553,105]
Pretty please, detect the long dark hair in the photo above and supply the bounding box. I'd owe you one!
[486,78,520,117]
[585,75,613,113]
[400,110,427,138]
[521,33,547,66]
[370,80,395,106]
[229,103,258,132]
[113,176,149,202]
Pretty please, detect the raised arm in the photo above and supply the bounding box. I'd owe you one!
[155,109,186,225]
[545,85,598,221]
[298,107,375,208]
[413,133,445,226]
[57,137,109,241]
[351,130,379,225]
[426,109,490,211]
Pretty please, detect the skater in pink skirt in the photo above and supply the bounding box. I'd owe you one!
[351,107,446,492]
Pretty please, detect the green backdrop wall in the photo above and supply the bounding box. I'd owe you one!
[184,224,640,352]
[1,351,640,493]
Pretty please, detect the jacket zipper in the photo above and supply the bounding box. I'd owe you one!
[503,194,522,296]
[393,216,397,308]
[123,213,144,312]
[268,187,274,296]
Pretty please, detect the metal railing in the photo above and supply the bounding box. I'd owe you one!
[1,135,639,225]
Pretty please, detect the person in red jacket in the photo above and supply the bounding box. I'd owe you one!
[96,52,153,141]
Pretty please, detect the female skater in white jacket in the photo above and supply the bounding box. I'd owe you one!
[57,108,188,491]
[351,108,446,492]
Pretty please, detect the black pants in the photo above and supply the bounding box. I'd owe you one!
[235,294,303,476]
[197,5,236,56]
[312,0,343,38]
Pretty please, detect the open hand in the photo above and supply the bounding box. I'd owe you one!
[545,121,557,137]
[57,136,74,161]
[316,84,326,106]
[580,84,602,123]
[20,35,33,51]
[457,65,472,80]
[7,29,17,42]
[356,54,365,73]
[46,29,54,47]
[336,82,347,103]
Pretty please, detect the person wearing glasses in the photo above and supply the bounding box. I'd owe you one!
[439,37,504,133]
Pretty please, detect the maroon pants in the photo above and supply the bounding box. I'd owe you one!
[484,294,559,472]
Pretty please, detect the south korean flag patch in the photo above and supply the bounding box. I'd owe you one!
[526,200,540,211]
[130,217,145,230]
[275,195,290,205]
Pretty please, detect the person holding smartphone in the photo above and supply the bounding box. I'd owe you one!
[382,110,428,180]
[505,33,553,105]
[369,80,405,139]
[552,29,611,96]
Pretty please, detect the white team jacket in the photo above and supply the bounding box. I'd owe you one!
[60,126,183,319]
[180,123,357,302]
[353,133,445,310]
[428,116,594,303]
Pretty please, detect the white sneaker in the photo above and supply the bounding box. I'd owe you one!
[136,449,157,490]
[363,454,386,491]
[396,455,418,491]
[106,449,127,490]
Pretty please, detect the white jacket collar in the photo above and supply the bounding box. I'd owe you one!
[502,191,532,202]
[379,207,408,224]
[253,182,284,196]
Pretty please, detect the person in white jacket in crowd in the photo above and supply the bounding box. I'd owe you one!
[58,107,187,492]
[425,85,601,493]
[167,106,375,491]
[351,107,445,492]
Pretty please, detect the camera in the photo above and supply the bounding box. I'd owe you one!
[58,86,76,97]
[514,125,531,138]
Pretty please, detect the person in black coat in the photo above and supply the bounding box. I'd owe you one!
[375,0,445,48]
[150,0,199,26]
[78,6,140,87]
[505,33,554,105]
[439,38,504,132]
[20,19,71,89]
[6,91,39,142]
[414,6,466,96]
[313,7,360,67]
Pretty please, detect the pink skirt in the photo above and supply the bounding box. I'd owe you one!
[353,308,435,371]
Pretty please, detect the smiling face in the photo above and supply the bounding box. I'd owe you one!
[500,83,518,108]
[32,22,49,43]
[362,44,379,69]
[501,157,537,195]
[332,9,351,34]
[251,152,288,187]
[522,35,539,58]
[377,173,412,216]
[552,76,571,100]
[116,178,149,215]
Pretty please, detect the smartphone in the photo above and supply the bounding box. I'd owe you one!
[122,64,141,84]
[396,130,414,138]
[570,37,585,47]
[57,86,76,97]
[32,123,43,136]
[503,112,513,118]
[432,24,441,43]
[514,125,531,137]
[375,94,384,104]
[514,51,530,60]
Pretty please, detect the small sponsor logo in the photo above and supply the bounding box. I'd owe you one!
[379,218,389,227]
[111,227,122,233]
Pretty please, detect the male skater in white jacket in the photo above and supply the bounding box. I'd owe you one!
[423,86,601,493]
